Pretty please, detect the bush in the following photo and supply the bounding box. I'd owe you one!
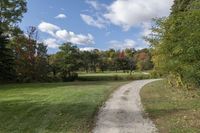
[62,73,78,82]
[78,74,151,81]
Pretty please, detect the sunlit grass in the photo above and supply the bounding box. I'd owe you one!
[140,80,200,133]
[0,81,127,133]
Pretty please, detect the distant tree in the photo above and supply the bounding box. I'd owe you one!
[105,49,117,71]
[98,52,108,72]
[35,43,49,81]
[48,54,60,78]
[57,43,80,81]
[89,49,100,72]
[80,51,91,73]
[135,49,153,71]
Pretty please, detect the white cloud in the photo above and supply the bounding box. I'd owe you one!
[80,47,95,51]
[38,22,60,36]
[38,21,95,46]
[109,39,137,49]
[80,14,106,29]
[43,38,59,48]
[85,0,106,10]
[104,0,173,31]
[55,30,94,45]
[141,22,152,37]
[55,14,66,19]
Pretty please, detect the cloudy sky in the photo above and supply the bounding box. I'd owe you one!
[20,0,174,53]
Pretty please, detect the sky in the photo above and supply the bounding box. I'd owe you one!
[19,0,174,54]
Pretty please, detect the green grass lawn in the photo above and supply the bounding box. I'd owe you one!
[0,81,127,133]
[140,80,200,133]
[78,71,151,81]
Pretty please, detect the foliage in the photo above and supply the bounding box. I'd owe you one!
[56,43,80,81]
[147,0,200,88]
[0,0,27,32]
[135,49,153,71]
[11,27,49,82]
[0,0,27,82]
[0,27,15,81]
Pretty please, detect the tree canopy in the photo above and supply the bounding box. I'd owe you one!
[147,0,200,88]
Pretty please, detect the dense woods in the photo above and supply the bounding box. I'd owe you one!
[147,0,200,88]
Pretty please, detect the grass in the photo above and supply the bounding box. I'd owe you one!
[78,71,151,81]
[0,81,128,133]
[140,80,200,133]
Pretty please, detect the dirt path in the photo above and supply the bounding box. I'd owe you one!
[93,79,158,133]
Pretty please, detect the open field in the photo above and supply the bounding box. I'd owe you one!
[140,80,200,133]
[78,71,151,81]
[0,81,128,133]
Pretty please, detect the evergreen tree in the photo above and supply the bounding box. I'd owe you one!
[0,28,15,81]
[0,0,27,82]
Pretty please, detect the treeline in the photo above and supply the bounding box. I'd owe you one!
[1,27,154,82]
[49,43,153,81]
[0,0,153,83]
[147,0,200,88]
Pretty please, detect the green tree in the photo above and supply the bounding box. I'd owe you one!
[35,43,49,81]
[57,43,80,81]
[171,0,196,14]
[0,0,27,32]
[0,0,27,82]
[11,27,49,82]
[80,51,91,73]
[0,28,15,81]
[48,54,60,78]
[147,0,200,87]
[89,49,100,72]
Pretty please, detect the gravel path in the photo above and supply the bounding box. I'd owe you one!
[93,79,159,133]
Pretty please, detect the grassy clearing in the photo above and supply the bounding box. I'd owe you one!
[140,80,200,133]
[0,81,127,133]
[78,71,151,81]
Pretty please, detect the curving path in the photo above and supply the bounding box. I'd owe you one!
[93,79,159,133]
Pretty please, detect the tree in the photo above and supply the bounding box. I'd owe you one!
[35,43,49,81]
[171,0,196,14]
[11,27,49,82]
[135,49,153,71]
[0,28,15,81]
[48,54,60,78]
[147,0,200,87]
[0,0,27,32]
[89,49,100,72]
[57,43,80,81]
[0,0,27,82]
[80,51,91,73]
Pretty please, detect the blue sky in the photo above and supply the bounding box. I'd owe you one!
[19,0,173,54]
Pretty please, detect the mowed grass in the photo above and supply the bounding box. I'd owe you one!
[78,71,151,81]
[0,81,127,133]
[140,80,200,133]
